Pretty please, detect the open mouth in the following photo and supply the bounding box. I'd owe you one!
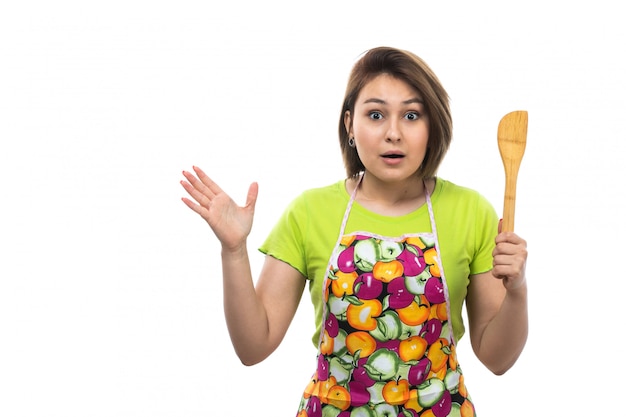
[382,154,404,159]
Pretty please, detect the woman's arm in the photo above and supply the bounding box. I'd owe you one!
[466,230,528,375]
[222,250,306,365]
[181,166,306,366]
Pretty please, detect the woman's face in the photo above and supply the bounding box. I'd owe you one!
[345,73,429,184]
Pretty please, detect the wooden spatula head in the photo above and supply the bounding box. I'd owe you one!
[497,110,528,232]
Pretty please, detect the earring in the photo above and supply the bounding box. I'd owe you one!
[348,137,355,147]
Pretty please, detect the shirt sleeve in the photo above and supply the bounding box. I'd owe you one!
[469,192,499,275]
[258,193,309,278]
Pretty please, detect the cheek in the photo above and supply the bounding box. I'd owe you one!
[354,123,383,140]
[354,133,380,152]
[407,126,430,143]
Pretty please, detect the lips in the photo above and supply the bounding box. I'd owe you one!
[381,151,405,159]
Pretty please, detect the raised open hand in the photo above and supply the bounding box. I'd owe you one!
[181,166,259,251]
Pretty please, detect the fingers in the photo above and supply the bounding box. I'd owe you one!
[492,251,526,277]
[492,232,527,288]
[180,195,209,218]
[180,166,258,219]
[180,177,212,222]
[495,231,525,246]
[180,173,212,210]
[193,165,226,197]
[492,236,527,267]
[180,166,228,210]
[246,182,259,209]
[182,168,215,200]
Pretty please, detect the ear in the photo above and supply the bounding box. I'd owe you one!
[343,110,353,137]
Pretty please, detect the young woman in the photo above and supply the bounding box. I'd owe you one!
[181,46,528,417]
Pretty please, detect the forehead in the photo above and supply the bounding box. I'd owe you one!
[357,73,422,103]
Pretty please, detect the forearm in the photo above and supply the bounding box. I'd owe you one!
[475,283,528,375]
[221,245,273,365]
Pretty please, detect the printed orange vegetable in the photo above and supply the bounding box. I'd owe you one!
[340,235,356,246]
[428,366,447,380]
[345,331,377,358]
[426,302,449,322]
[459,374,468,398]
[382,378,410,405]
[397,295,430,326]
[331,270,358,297]
[420,410,436,417]
[461,398,475,417]
[404,389,423,414]
[448,343,458,370]
[296,411,308,417]
[405,236,427,250]
[320,329,334,355]
[398,336,428,362]
[346,299,382,331]
[326,385,351,411]
[372,259,404,283]
[423,248,441,277]
[303,372,319,399]
[318,376,337,403]
[427,338,450,372]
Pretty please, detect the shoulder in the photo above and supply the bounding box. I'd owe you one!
[433,178,498,227]
[262,180,346,245]
[275,180,348,229]
[290,179,349,209]
[435,178,483,198]
[433,178,498,266]
[434,178,494,208]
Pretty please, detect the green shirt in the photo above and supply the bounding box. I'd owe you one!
[259,178,498,346]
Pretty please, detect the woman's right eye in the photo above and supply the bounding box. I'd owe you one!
[369,111,383,120]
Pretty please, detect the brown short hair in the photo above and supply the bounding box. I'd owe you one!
[339,46,452,179]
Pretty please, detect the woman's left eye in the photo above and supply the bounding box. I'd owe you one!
[405,112,421,121]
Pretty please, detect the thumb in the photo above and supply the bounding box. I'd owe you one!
[245,182,259,210]
[498,218,503,234]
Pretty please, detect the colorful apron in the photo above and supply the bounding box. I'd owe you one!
[296,176,476,417]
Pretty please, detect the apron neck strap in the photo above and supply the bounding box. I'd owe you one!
[341,172,435,236]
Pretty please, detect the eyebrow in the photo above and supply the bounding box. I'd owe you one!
[362,97,424,105]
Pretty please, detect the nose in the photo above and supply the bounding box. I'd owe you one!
[385,118,401,142]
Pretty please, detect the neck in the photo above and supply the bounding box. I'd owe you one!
[350,173,431,216]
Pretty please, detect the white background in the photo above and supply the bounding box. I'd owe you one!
[1,1,624,416]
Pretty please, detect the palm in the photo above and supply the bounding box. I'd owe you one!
[181,166,258,250]
[204,192,254,247]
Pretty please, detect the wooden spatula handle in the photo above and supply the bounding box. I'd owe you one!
[502,171,518,232]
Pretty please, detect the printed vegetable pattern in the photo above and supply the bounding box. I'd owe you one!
[296,235,475,417]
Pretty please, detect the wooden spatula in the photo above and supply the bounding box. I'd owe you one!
[497,110,528,232]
